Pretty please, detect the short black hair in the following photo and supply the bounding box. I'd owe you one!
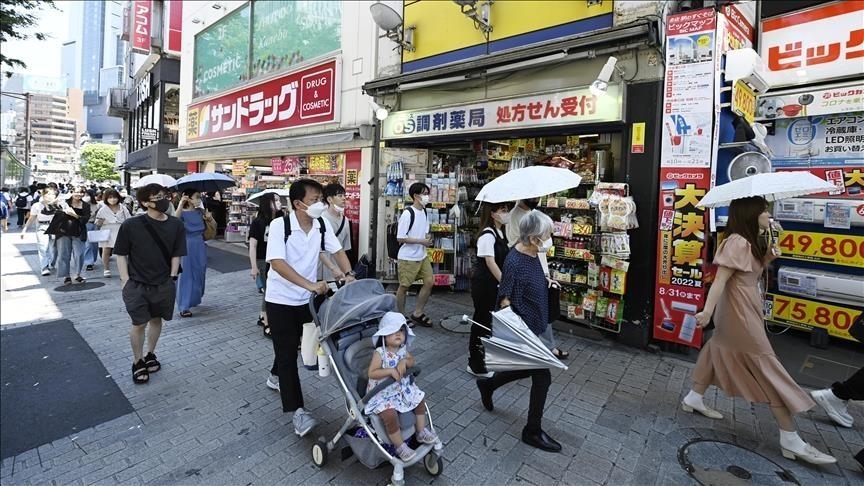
[323,183,345,203]
[136,183,166,205]
[289,178,323,208]
[408,182,429,198]
[182,188,199,198]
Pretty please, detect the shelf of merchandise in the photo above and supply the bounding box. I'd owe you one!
[225,192,251,243]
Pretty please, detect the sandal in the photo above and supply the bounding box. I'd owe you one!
[409,313,433,328]
[257,316,265,327]
[263,324,272,339]
[144,352,161,373]
[179,310,193,318]
[552,348,570,360]
[132,359,149,384]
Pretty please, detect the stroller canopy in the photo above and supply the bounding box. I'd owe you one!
[317,279,396,339]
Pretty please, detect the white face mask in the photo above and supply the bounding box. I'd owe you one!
[494,212,511,225]
[420,195,430,205]
[302,201,327,218]
[83,196,91,203]
[537,236,553,252]
[333,204,345,214]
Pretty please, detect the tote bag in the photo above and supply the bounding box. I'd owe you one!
[87,229,111,243]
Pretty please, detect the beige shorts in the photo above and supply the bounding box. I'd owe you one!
[398,257,433,287]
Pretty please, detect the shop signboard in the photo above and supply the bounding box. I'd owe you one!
[140,128,158,141]
[765,293,862,342]
[381,86,622,140]
[270,157,285,175]
[731,80,756,124]
[760,1,864,88]
[164,0,183,56]
[193,4,251,98]
[652,167,711,349]
[232,160,250,176]
[186,58,339,143]
[307,153,344,175]
[660,8,717,168]
[131,0,152,54]
[344,150,362,252]
[764,111,864,162]
[755,82,864,120]
[775,230,863,268]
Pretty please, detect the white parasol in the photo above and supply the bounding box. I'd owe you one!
[475,166,582,203]
[697,172,838,208]
[132,174,177,188]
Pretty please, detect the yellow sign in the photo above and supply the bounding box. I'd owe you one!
[631,122,645,154]
[776,230,864,268]
[731,80,756,124]
[307,154,344,175]
[402,1,613,64]
[767,293,861,342]
[232,160,249,176]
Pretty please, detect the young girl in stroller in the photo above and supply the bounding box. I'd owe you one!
[366,312,439,461]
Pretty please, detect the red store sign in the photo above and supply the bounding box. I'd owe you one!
[760,1,864,88]
[131,0,152,54]
[186,59,339,143]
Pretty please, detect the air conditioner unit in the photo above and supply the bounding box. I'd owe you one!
[778,267,864,307]
[773,198,864,227]
[725,48,770,93]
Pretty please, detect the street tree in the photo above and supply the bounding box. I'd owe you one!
[80,143,120,182]
[0,0,58,77]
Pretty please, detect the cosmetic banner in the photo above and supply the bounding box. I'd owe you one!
[653,167,712,348]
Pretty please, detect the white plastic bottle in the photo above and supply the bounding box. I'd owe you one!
[317,345,331,378]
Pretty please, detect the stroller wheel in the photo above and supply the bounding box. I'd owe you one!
[423,452,443,476]
[312,439,328,467]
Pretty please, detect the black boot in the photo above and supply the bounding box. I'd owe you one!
[521,428,561,453]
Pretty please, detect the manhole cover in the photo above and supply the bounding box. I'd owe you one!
[439,314,471,334]
[679,439,799,485]
[53,282,106,292]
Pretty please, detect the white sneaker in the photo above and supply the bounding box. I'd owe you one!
[466,365,494,378]
[40,267,51,276]
[810,389,853,428]
[781,442,837,465]
[396,443,417,462]
[293,409,319,437]
[266,374,280,391]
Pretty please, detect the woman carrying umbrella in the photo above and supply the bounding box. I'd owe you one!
[476,210,561,452]
[682,196,835,465]
[175,189,210,317]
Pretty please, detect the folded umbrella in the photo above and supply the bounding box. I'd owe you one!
[173,172,237,193]
[697,171,837,208]
[464,307,566,371]
[475,166,582,203]
[132,174,177,188]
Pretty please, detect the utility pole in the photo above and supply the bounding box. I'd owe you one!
[24,92,31,169]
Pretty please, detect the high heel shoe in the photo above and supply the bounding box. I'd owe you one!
[681,401,724,419]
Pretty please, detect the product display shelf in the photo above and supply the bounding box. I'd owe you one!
[225,192,251,243]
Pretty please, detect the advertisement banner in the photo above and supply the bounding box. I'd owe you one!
[760,1,864,88]
[186,59,339,143]
[653,167,711,348]
[344,150,362,254]
[307,153,344,175]
[382,85,623,140]
[765,112,864,161]
[776,230,864,268]
[270,157,285,175]
[250,1,341,81]
[131,0,152,54]
[661,8,717,168]
[755,82,864,120]
[193,4,251,98]
[765,293,861,342]
[164,0,183,55]
[232,160,250,176]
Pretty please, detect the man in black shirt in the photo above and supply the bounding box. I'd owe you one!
[114,183,186,384]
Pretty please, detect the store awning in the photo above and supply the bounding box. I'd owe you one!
[362,21,659,96]
[168,127,372,162]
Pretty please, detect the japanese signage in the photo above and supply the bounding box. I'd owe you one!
[232,160,250,176]
[186,59,339,143]
[270,157,286,175]
[776,230,863,268]
[630,122,645,154]
[765,112,864,162]
[653,167,711,349]
[251,1,341,81]
[765,293,861,342]
[131,0,152,54]
[381,86,622,140]
[756,83,864,120]
[661,8,717,168]
[141,128,158,141]
[731,80,756,124]
[193,4,251,98]
[308,153,344,175]
[164,0,183,55]
[720,2,755,51]
[760,1,864,88]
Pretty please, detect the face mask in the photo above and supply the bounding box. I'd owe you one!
[302,201,327,219]
[333,204,345,214]
[524,199,540,210]
[494,212,511,225]
[83,196,91,203]
[420,195,430,205]
[274,200,282,211]
[537,237,553,252]
[153,199,170,213]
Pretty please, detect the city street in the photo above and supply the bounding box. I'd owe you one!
[0,230,861,485]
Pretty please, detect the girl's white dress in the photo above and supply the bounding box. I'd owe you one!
[364,346,425,415]
[95,204,130,248]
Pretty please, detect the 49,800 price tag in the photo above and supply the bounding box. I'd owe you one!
[777,230,864,268]
[766,293,862,342]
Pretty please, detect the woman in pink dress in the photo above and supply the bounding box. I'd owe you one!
[682,196,835,465]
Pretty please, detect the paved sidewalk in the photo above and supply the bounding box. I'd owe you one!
[1,230,862,485]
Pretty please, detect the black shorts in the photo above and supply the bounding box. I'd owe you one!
[122,280,176,325]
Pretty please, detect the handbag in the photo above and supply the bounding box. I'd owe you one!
[201,209,217,241]
[87,229,111,243]
[547,284,561,321]
[45,212,82,237]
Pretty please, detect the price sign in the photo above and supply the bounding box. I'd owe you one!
[427,248,445,263]
[777,230,864,268]
[572,224,593,235]
[766,293,861,342]
[433,274,454,286]
[731,80,756,124]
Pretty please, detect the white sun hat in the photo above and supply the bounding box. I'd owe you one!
[373,311,416,347]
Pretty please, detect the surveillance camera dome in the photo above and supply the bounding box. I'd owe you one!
[370,3,404,32]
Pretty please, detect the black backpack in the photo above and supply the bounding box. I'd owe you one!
[283,214,326,251]
[386,207,415,260]
[15,194,28,208]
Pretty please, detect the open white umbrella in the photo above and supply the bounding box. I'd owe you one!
[246,188,290,204]
[132,174,177,188]
[475,166,581,203]
[697,172,838,208]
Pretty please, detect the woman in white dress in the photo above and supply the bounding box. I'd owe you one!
[95,188,131,277]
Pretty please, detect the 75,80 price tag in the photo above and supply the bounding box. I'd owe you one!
[766,293,862,342]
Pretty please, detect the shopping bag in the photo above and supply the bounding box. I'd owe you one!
[300,322,320,368]
[87,229,111,243]
[201,210,217,240]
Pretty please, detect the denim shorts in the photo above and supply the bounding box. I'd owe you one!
[122,279,176,325]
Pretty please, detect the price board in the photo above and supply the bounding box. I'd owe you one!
[765,293,862,342]
[776,230,864,268]
[572,224,593,235]
[731,80,756,124]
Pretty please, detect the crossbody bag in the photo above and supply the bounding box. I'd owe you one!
[141,217,183,276]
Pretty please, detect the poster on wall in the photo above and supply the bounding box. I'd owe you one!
[344,151,362,256]
[653,167,711,348]
[660,8,717,168]
[766,111,864,163]
[756,82,864,120]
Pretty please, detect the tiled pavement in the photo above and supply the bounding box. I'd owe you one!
[1,230,862,485]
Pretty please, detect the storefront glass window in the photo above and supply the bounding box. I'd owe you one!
[193,3,251,98]
[163,84,180,145]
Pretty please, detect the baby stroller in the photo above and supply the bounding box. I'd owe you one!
[308,279,444,486]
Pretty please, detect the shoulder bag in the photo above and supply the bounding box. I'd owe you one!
[141,217,183,275]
